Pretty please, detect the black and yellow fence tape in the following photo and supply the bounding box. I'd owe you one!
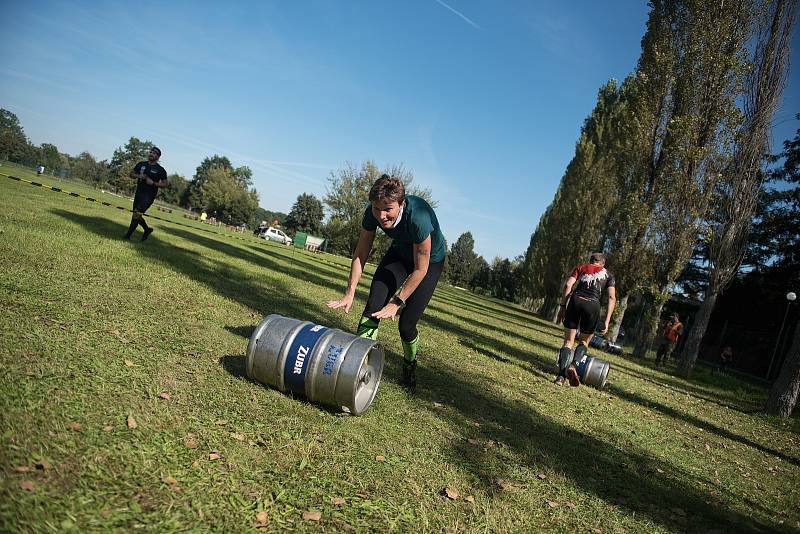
[1,171,358,273]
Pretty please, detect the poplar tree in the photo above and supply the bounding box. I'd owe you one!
[631,0,754,358]
[679,0,797,376]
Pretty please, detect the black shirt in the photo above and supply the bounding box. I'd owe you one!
[133,161,167,197]
[570,263,615,302]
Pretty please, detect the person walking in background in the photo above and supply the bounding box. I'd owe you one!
[555,253,617,386]
[123,146,167,241]
[655,314,683,366]
[326,174,446,390]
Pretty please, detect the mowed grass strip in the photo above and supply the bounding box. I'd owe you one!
[1,175,798,533]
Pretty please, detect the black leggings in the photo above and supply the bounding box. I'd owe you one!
[362,247,443,342]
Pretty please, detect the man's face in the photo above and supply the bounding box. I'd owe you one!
[371,199,402,230]
[148,149,160,163]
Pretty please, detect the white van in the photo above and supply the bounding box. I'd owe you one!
[260,226,292,245]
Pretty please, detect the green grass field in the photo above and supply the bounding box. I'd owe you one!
[1,166,799,533]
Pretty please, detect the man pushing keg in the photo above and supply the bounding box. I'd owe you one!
[326,174,445,391]
[554,253,617,386]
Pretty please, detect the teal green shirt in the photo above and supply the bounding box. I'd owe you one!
[362,195,445,263]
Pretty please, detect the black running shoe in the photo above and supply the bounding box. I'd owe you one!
[402,359,417,391]
[141,228,153,241]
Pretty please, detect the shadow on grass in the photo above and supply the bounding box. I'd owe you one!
[611,358,763,413]
[50,210,350,332]
[606,383,800,467]
[416,363,775,533]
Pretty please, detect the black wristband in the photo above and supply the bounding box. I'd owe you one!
[391,295,405,307]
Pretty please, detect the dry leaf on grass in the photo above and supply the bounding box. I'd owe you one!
[484,440,496,449]
[214,419,228,426]
[69,422,82,431]
[331,497,346,506]
[20,481,34,491]
[103,425,113,432]
[162,476,178,485]
[231,433,245,441]
[433,402,444,408]
[567,502,577,509]
[443,487,459,500]
[537,473,547,480]
[465,495,475,503]
[302,511,322,521]
[255,511,268,525]
[126,415,137,429]
[124,360,134,367]
[184,434,198,449]
[209,452,221,461]
[354,491,369,499]
[548,501,559,508]
[375,455,386,462]
[158,392,171,400]
[467,438,480,446]
[494,479,517,492]
[14,466,30,473]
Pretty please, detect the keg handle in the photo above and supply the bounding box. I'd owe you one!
[359,368,372,385]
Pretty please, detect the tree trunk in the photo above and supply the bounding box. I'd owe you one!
[765,320,800,417]
[608,294,629,343]
[539,294,557,319]
[677,291,718,377]
[633,297,666,358]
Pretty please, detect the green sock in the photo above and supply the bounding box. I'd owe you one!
[402,335,419,362]
[356,316,380,340]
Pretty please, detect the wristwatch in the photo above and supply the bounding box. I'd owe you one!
[391,295,405,307]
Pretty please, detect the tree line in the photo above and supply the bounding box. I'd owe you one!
[518,0,798,415]
[0,111,276,230]
[0,111,524,300]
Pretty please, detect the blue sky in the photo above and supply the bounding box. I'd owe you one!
[1,1,798,260]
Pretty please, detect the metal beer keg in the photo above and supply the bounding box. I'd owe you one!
[576,356,611,389]
[246,315,384,415]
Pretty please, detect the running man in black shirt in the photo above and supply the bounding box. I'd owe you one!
[123,146,167,241]
[554,252,617,386]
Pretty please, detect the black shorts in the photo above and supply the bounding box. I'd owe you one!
[133,192,156,214]
[564,297,600,334]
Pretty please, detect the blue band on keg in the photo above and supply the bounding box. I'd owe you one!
[576,357,592,380]
[284,324,328,395]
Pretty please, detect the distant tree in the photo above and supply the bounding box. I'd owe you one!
[249,208,287,230]
[38,143,62,174]
[161,174,189,206]
[200,166,259,226]
[108,137,153,194]
[748,120,800,276]
[470,256,492,293]
[70,152,109,186]
[447,232,480,287]
[182,155,253,210]
[285,193,324,235]
[0,108,30,163]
